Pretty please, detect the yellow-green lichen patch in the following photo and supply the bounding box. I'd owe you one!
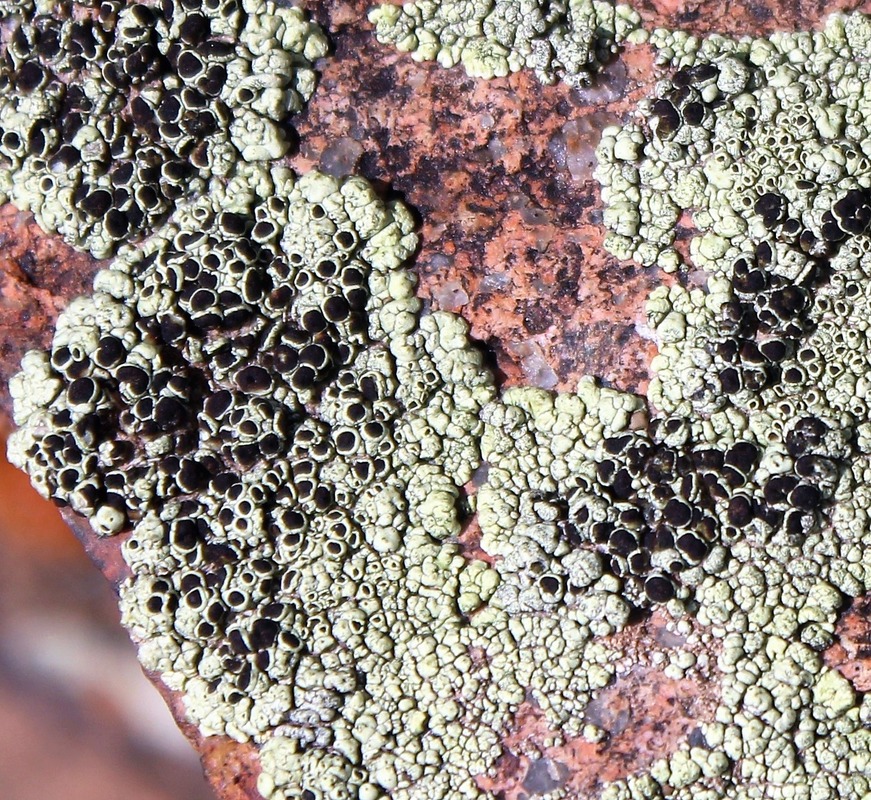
[7,3,871,800]
[7,165,506,799]
[584,11,871,800]
[596,13,871,274]
[368,0,641,86]
[0,0,327,257]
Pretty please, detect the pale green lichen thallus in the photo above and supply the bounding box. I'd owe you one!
[0,0,326,257]
[368,0,641,86]
[6,1,871,799]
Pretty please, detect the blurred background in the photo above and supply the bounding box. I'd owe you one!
[0,429,214,800]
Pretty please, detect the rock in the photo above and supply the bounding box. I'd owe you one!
[3,1,871,798]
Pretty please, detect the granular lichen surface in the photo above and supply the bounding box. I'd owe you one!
[3,1,871,800]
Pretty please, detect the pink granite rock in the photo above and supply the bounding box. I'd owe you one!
[2,2,871,798]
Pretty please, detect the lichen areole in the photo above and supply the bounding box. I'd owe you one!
[368,0,641,86]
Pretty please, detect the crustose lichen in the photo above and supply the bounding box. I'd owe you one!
[6,2,871,800]
[0,0,326,257]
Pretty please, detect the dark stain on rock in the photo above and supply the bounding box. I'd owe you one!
[522,301,553,334]
[366,65,399,99]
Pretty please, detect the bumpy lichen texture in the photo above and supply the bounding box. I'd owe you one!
[8,163,508,797]
[368,0,641,86]
[590,11,871,800]
[0,0,327,257]
[9,153,645,797]
[8,2,871,800]
[374,5,871,800]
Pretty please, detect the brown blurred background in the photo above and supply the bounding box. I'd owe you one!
[0,428,214,800]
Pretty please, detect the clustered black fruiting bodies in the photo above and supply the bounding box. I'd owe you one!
[130,519,314,719]
[0,0,323,255]
[822,188,871,240]
[752,189,871,259]
[710,185,871,542]
[18,180,401,541]
[559,419,757,604]
[723,241,816,394]
[624,55,871,576]
[12,171,430,741]
[649,63,724,139]
[712,243,843,540]
[482,151,871,608]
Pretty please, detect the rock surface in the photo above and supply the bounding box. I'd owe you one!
[2,1,871,798]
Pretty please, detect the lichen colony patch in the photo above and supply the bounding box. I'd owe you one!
[6,1,871,799]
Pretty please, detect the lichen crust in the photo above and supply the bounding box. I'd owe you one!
[6,2,871,800]
[0,0,327,257]
[368,0,641,87]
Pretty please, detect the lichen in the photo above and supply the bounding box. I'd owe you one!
[368,0,641,86]
[592,11,871,800]
[0,0,327,257]
[6,2,871,800]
